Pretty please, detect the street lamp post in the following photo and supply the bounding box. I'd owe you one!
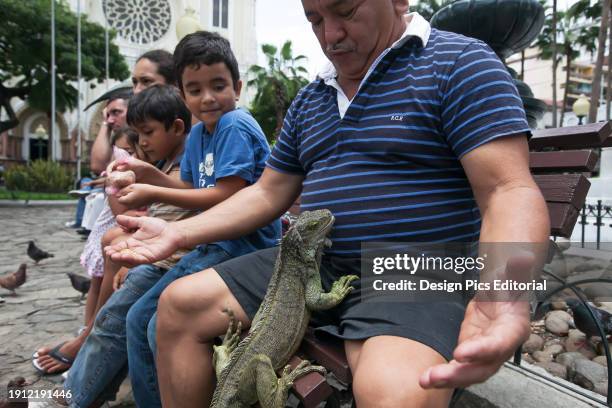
[34,124,48,161]
[573,94,591,125]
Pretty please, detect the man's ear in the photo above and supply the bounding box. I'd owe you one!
[392,0,409,16]
[234,79,243,101]
[173,118,186,136]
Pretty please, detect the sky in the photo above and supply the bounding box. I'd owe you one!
[255,0,327,79]
[254,0,583,79]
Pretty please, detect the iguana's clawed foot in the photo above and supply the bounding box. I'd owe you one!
[212,308,243,375]
[331,275,359,299]
[279,360,326,390]
[221,308,242,353]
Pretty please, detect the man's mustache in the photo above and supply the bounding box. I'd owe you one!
[326,43,355,53]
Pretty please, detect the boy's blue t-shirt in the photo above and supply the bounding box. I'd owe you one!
[180,108,281,257]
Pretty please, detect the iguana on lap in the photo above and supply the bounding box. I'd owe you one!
[211,209,358,408]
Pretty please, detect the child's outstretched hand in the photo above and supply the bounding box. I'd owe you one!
[105,170,136,196]
[107,157,156,181]
[105,215,184,267]
[117,183,155,207]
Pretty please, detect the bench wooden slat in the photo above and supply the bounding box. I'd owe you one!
[529,150,599,173]
[288,355,333,405]
[533,174,590,209]
[301,331,351,385]
[548,202,580,238]
[529,122,611,150]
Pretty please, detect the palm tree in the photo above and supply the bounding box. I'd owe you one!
[537,1,598,125]
[248,41,309,142]
[589,0,611,123]
[552,0,558,127]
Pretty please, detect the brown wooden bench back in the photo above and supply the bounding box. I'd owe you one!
[529,122,610,238]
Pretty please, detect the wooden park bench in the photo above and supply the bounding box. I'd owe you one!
[287,121,612,408]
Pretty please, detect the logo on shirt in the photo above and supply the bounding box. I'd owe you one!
[390,115,404,121]
[204,153,214,177]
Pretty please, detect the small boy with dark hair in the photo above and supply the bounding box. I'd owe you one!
[61,84,199,408]
[108,31,281,407]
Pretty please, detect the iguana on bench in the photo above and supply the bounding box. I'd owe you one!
[210,209,358,408]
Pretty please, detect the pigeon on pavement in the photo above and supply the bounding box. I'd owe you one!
[0,264,26,294]
[27,241,54,264]
[0,376,28,408]
[67,272,91,299]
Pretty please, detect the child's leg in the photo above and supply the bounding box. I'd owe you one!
[64,263,166,408]
[81,230,134,341]
[34,276,102,374]
[127,244,232,407]
[34,228,129,374]
[84,275,103,326]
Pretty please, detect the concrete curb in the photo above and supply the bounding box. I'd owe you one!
[0,199,78,207]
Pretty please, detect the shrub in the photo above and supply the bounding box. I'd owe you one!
[5,165,30,191]
[5,160,73,193]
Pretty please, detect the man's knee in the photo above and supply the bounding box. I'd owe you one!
[348,336,452,408]
[352,373,451,408]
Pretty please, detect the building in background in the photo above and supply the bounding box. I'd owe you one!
[0,0,257,170]
[507,50,610,128]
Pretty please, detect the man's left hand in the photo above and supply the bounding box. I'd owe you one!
[420,299,529,389]
[420,255,533,389]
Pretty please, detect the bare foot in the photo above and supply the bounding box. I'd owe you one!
[34,336,85,374]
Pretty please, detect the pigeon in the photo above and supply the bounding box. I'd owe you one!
[0,376,28,408]
[0,264,26,294]
[67,272,91,299]
[27,241,54,264]
[566,298,612,340]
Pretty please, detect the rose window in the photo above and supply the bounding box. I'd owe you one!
[103,0,172,44]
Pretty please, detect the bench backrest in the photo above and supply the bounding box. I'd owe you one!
[529,121,611,238]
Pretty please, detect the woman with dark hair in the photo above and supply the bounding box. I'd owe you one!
[132,49,176,93]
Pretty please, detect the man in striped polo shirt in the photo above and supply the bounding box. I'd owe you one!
[107,0,549,406]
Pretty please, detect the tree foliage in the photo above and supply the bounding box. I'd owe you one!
[0,0,129,133]
[535,0,599,122]
[411,0,456,20]
[248,41,309,143]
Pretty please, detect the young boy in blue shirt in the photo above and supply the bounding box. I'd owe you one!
[110,31,280,407]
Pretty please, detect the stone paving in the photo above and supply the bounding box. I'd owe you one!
[0,204,133,407]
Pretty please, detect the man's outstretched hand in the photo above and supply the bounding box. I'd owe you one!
[420,254,534,389]
[420,300,529,389]
[104,215,185,267]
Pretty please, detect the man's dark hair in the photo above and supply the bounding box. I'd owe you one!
[137,49,176,86]
[126,84,192,134]
[173,31,240,91]
[107,88,132,105]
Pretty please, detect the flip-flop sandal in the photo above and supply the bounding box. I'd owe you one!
[32,342,74,375]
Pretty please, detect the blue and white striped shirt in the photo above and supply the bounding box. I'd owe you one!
[268,27,530,257]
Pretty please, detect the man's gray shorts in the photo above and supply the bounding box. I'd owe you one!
[215,247,467,360]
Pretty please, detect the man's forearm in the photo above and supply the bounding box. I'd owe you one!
[90,123,112,174]
[479,184,549,243]
[174,180,299,248]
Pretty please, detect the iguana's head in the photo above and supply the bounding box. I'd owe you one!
[281,209,334,266]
